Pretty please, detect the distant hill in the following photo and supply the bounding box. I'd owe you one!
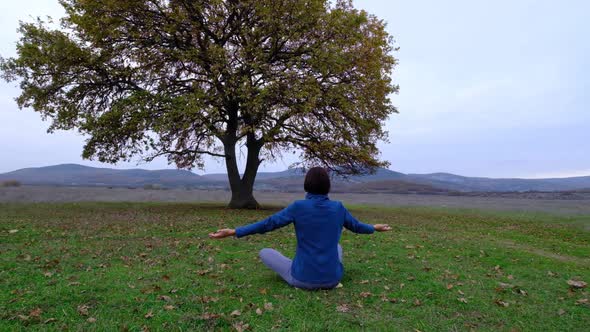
[331,180,449,194]
[203,168,306,182]
[341,168,407,182]
[406,173,590,192]
[1,164,590,193]
[254,170,445,193]
[0,164,220,188]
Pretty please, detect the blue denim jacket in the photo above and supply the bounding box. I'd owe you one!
[236,193,374,284]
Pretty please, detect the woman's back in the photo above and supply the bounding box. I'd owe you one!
[290,195,345,283]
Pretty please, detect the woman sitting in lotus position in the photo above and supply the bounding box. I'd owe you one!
[209,167,392,290]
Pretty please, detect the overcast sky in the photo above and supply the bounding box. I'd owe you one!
[1,0,588,178]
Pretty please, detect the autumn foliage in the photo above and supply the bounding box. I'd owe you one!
[0,0,398,208]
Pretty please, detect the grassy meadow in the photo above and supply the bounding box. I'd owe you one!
[1,202,589,331]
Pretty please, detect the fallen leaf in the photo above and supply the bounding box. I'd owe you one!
[360,292,372,298]
[507,275,514,280]
[232,321,250,332]
[567,279,587,289]
[162,275,170,281]
[200,296,219,303]
[163,305,175,311]
[77,304,89,316]
[43,318,57,324]
[18,315,29,321]
[360,280,369,284]
[413,299,422,307]
[446,284,454,290]
[9,229,19,234]
[43,271,53,278]
[259,288,267,295]
[264,302,273,311]
[494,299,509,307]
[197,269,212,276]
[558,309,566,316]
[407,276,415,281]
[158,295,172,302]
[144,310,154,319]
[458,290,465,295]
[29,308,42,318]
[547,271,557,277]
[575,298,588,305]
[201,313,220,320]
[335,283,343,288]
[230,310,241,317]
[336,304,350,313]
[87,317,97,323]
[458,297,468,303]
[255,308,263,315]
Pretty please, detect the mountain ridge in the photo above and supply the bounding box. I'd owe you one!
[1,164,589,193]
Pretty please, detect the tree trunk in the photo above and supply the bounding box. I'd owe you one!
[228,187,259,209]
[224,135,263,209]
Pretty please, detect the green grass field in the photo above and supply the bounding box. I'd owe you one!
[1,202,589,331]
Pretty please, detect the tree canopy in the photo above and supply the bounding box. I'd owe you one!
[1,0,399,208]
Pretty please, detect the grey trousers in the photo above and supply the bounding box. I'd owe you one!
[258,244,343,290]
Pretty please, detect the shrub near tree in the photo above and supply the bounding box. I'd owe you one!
[0,0,399,208]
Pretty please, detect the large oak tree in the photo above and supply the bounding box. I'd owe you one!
[1,0,398,208]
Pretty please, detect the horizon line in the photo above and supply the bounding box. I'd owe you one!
[1,162,589,181]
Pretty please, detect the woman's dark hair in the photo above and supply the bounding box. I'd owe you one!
[304,167,331,195]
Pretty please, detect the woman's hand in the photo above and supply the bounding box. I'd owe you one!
[208,228,236,239]
[374,224,392,232]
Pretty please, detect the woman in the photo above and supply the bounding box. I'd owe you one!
[209,167,392,290]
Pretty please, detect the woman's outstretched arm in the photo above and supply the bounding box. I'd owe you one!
[209,203,296,239]
[209,228,236,239]
[342,203,391,233]
[373,224,392,232]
